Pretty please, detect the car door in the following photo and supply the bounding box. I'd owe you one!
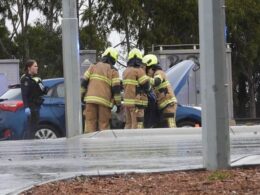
[47,82,66,131]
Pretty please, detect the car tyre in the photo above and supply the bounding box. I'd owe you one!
[33,124,61,139]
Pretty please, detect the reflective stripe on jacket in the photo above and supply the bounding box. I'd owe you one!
[82,62,121,108]
[152,70,177,110]
[123,67,149,107]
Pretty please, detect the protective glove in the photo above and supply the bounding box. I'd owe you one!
[111,105,117,113]
[43,86,49,94]
[25,107,31,116]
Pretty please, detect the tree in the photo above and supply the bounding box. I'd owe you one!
[79,0,110,56]
[37,0,62,31]
[226,0,260,118]
[0,0,39,62]
[0,19,15,59]
[24,23,63,78]
[94,0,145,52]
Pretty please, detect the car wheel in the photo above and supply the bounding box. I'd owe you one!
[33,124,61,139]
[177,120,200,128]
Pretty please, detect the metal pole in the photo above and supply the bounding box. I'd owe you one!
[199,0,230,170]
[62,0,82,137]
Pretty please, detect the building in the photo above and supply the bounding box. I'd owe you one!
[0,59,19,95]
[79,50,96,77]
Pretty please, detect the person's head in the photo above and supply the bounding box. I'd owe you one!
[142,54,160,77]
[24,59,38,76]
[127,48,143,67]
[101,47,119,65]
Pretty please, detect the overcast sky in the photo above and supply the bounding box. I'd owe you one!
[5,8,121,47]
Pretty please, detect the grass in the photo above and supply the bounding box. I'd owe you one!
[207,171,232,181]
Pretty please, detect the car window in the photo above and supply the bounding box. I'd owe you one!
[52,83,65,98]
[0,88,22,100]
[47,87,54,96]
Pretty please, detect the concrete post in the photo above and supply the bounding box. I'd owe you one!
[62,0,82,137]
[199,0,230,169]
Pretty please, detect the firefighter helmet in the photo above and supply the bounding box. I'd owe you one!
[128,48,143,60]
[102,47,119,62]
[142,54,158,67]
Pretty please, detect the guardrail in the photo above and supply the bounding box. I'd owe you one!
[235,118,260,125]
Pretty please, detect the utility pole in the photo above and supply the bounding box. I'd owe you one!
[62,0,82,137]
[199,0,230,170]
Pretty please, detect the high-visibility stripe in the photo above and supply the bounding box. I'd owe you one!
[154,74,163,82]
[114,95,121,102]
[112,78,120,86]
[137,122,143,129]
[135,100,148,106]
[85,96,112,107]
[124,99,148,106]
[90,74,111,86]
[80,87,86,94]
[123,99,136,105]
[32,77,41,82]
[159,98,177,109]
[167,118,176,128]
[84,71,91,79]
[149,77,155,85]
[123,79,138,85]
[154,81,170,91]
[138,75,149,84]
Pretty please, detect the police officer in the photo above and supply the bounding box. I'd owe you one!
[20,59,47,138]
[142,54,178,128]
[123,48,150,129]
[81,47,121,133]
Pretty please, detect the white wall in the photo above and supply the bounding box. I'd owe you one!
[0,59,20,85]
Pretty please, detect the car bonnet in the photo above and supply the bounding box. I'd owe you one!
[166,60,195,96]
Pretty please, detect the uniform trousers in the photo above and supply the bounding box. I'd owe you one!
[124,106,144,129]
[162,103,177,128]
[84,103,111,133]
[25,106,40,139]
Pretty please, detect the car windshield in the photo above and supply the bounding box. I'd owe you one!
[0,88,22,100]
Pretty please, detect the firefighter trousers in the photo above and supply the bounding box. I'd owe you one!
[124,107,144,129]
[162,103,177,128]
[84,103,111,133]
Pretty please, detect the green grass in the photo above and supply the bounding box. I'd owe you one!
[208,171,232,181]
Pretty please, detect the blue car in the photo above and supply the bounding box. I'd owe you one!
[0,78,66,140]
[0,60,201,140]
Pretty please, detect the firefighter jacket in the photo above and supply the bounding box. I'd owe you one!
[150,70,177,110]
[20,74,47,108]
[123,67,150,108]
[81,62,121,108]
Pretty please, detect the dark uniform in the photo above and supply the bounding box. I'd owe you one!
[20,74,46,138]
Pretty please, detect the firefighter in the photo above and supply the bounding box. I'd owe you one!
[123,48,150,129]
[81,47,121,133]
[20,59,47,138]
[142,54,178,128]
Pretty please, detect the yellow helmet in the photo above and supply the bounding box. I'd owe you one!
[102,47,119,61]
[128,48,143,60]
[142,54,158,67]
